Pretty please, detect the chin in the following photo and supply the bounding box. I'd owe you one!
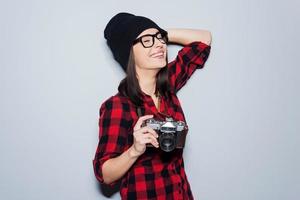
[151,60,167,68]
[149,63,166,69]
[144,57,167,69]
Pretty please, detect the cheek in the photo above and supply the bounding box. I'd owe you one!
[135,51,150,67]
[133,47,167,68]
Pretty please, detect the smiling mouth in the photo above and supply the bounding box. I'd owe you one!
[153,56,164,59]
[151,53,164,59]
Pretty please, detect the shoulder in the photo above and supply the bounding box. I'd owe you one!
[99,92,132,114]
[98,93,134,129]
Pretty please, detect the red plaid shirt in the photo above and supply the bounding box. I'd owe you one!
[93,41,211,199]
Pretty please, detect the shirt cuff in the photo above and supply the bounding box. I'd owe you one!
[93,153,120,187]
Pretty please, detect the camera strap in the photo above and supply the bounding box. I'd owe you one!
[136,97,168,118]
[136,106,144,117]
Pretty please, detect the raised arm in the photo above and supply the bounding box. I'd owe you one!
[166,28,212,92]
[166,28,212,46]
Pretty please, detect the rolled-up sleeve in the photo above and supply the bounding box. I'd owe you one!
[168,41,211,92]
[93,96,130,186]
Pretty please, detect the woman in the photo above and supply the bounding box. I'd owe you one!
[93,12,212,199]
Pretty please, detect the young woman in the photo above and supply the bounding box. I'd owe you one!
[93,12,212,199]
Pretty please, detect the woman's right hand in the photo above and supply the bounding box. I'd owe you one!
[130,115,159,158]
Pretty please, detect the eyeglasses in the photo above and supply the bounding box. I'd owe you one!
[132,31,168,48]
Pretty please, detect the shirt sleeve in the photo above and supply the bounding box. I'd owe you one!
[168,41,211,93]
[93,96,130,186]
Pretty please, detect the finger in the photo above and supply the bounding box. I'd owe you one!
[141,138,159,148]
[149,129,158,138]
[142,133,159,145]
[135,132,157,142]
[138,127,158,137]
[142,133,157,140]
[134,115,154,131]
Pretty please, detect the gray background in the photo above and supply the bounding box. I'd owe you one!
[0,0,299,199]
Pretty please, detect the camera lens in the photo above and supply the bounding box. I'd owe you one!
[159,132,176,152]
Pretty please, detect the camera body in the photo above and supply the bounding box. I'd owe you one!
[142,117,188,152]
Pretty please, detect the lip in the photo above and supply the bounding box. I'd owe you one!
[151,50,165,58]
[152,55,164,59]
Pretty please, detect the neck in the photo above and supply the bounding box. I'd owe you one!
[136,68,159,96]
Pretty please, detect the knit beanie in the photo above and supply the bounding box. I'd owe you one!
[104,12,167,71]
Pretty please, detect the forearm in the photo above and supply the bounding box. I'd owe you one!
[101,146,140,184]
[166,28,212,46]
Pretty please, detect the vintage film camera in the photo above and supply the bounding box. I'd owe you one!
[141,117,188,152]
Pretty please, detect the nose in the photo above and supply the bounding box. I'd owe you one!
[153,37,164,48]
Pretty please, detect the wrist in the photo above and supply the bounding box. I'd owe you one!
[128,146,141,159]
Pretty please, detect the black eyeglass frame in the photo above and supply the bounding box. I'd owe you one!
[132,31,168,48]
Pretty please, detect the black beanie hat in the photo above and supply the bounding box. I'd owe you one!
[104,12,167,71]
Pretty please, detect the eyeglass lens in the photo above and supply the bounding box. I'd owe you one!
[141,32,167,47]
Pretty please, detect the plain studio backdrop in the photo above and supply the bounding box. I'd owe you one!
[0,0,299,199]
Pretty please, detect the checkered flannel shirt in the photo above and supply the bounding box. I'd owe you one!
[93,41,211,199]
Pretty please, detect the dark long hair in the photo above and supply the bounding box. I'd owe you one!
[118,47,172,106]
